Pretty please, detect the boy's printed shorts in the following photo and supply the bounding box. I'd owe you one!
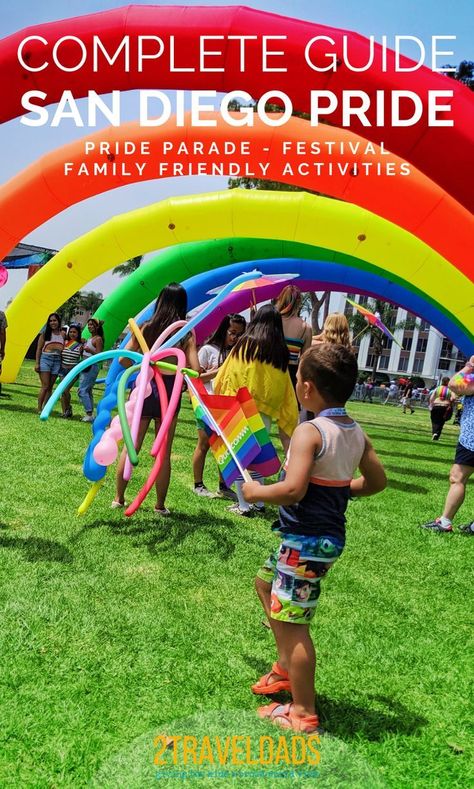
[257,530,343,625]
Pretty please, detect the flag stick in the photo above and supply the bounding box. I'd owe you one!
[186,376,252,483]
[352,327,370,343]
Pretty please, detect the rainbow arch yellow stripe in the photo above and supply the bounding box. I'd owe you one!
[2,189,473,382]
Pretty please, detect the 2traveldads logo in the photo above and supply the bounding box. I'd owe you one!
[154,733,320,778]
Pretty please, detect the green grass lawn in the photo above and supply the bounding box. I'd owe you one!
[0,362,472,787]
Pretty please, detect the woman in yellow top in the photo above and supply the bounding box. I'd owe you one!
[214,304,298,516]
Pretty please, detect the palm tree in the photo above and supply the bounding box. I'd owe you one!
[300,291,331,334]
[346,297,416,379]
[446,60,474,89]
[79,290,104,315]
[113,255,143,278]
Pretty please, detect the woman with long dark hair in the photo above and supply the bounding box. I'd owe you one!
[35,312,64,413]
[192,313,246,498]
[214,304,298,515]
[60,323,83,418]
[113,282,199,515]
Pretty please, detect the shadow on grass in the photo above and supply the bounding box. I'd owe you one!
[145,512,237,559]
[0,402,64,418]
[0,531,73,563]
[243,656,427,740]
[385,464,449,481]
[368,431,455,449]
[77,511,237,560]
[378,449,453,465]
[387,479,429,494]
[317,693,428,740]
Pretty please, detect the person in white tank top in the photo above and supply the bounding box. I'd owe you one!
[35,312,64,413]
[242,343,387,734]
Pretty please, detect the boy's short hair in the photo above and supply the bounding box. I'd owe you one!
[299,344,358,404]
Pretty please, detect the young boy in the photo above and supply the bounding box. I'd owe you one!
[242,344,386,733]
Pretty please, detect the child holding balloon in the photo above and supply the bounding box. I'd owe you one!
[112,283,199,515]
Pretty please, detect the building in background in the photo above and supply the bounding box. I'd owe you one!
[325,293,466,386]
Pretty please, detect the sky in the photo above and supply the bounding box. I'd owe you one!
[0,0,472,309]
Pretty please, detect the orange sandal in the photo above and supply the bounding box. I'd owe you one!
[257,702,320,733]
[251,661,291,695]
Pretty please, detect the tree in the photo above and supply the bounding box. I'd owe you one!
[79,290,104,315]
[113,255,143,278]
[346,298,416,379]
[59,291,83,324]
[444,60,474,90]
[301,291,331,334]
[58,290,103,323]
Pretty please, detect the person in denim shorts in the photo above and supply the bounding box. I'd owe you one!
[35,313,64,413]
[242,344,386,733]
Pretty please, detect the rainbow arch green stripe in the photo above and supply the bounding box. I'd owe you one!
[92,238,472,353]
[2,189,473,382]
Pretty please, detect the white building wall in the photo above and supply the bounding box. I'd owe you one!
[313,291,465,387]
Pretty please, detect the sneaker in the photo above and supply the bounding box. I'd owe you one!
[193,484,216,498]
[432,434,439,441]
[216,486,237,502]
[458,522,474,535]
[420,518,453,532]
[81,414,94,423]
[62,409,73,419]
[253,504,266,514]
[227,504,254,517]
[154,506,171,517]
[111,500,126,509]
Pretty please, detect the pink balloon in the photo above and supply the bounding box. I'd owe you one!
[124,352,152,482]
[108,424,123,441]
[93,435,119,466]
[0,266,8,287]
[125,347,185,516]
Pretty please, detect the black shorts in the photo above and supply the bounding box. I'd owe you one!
[454,442,474,467]
[141,375,182,420]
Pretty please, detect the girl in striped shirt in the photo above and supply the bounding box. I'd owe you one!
[60,324,83,418]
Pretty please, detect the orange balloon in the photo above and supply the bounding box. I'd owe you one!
[0,113,471,279]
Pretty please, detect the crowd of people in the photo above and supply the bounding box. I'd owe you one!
[1,283,472,735]
[34,313,104,420]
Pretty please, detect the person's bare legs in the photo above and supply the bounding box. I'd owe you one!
[192,429,210,484]
[38,371,52,412]
[61,385,72,415]
[154,414,178,510]
[442,464,474,520]
[115,417,151,504]
[272,620,316,716]
[255,577,316,716]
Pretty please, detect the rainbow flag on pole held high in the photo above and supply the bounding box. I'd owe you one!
[187,379,281,486]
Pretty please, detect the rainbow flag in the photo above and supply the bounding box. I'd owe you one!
[188,380,281,486]
[236,388,282,478]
